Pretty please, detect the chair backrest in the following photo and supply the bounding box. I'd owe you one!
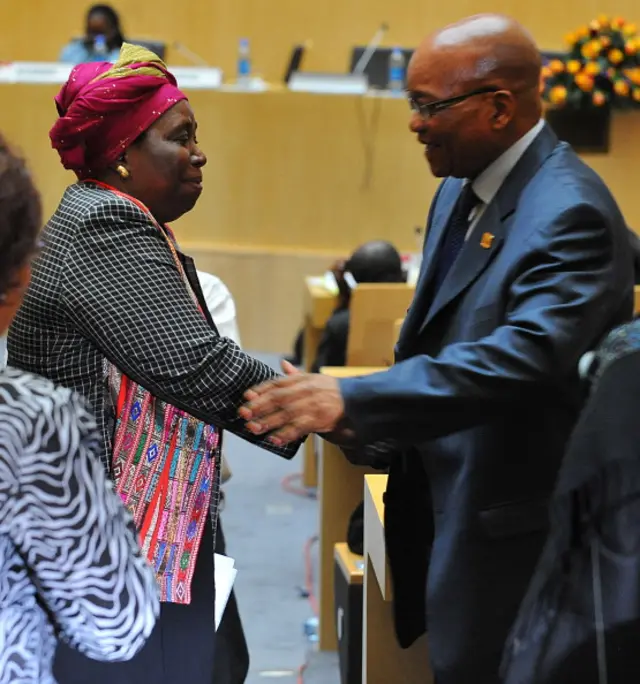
[346,283,414,367]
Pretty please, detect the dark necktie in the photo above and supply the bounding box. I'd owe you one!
[432,183,480,292]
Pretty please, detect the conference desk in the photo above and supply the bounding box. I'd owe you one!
[363,474,431,684]
[2,78,639,352]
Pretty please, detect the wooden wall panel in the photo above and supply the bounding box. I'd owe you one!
[3,0,639,82]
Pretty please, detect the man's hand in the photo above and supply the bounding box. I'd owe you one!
[239,360,346,446]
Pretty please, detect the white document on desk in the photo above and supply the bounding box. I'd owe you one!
[214,553,237,630]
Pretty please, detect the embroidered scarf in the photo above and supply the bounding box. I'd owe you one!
[90,181,219,604]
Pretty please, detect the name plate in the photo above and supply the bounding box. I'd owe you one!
[288,72,368,95]
[0,62,73,84]
[169,66,223,90]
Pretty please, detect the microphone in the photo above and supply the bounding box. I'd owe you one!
[352,22,389,75]
[172,41,209,66]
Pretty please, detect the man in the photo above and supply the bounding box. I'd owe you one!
[240,14,633,684]
[312,240,405,371]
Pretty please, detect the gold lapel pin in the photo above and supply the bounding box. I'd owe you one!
[480,232,495,249]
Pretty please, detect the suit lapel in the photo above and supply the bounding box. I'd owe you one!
[398,179,464,347]
[413,124,559,337]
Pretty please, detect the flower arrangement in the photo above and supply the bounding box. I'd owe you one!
[542,15,640,109]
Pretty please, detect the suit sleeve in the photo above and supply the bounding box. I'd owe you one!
[59,200,299,459]
[340,204,632,444]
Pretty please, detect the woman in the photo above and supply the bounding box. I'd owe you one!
[59,4,124,64]
[0,136,158,681]
[8,44,298,684]
[500,323,640,683]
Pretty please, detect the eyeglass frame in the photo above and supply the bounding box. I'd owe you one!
[408,86,502,120]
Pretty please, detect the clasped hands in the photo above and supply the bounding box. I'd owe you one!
[238,361,350,446]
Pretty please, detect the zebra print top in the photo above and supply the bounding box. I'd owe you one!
[0,367,159,684]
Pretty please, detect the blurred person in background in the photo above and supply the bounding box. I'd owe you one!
[311,240,406,372]
[59,4,124,64]
[8,44,299,684]
[0,135,158,683]
[197,268,250,684]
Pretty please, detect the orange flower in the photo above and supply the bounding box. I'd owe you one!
[549,85,568,104]
[633,88,640,101]
[566,59,581,74]
[592,90,607,106]
[625,39,637,55]
[623,22,637,36]
[585,61,600,76]
[626,67,640,85]
[600,36,611,48]
[582,40,602,59]
[541,65,553,79]
[608,48,624,64]
[564,32,576,45]
[614,79,630,96]
[597,14,610,27]
[549,59,565,74]
[612,17,626,29]
[607,67,616,78]
[575,71,595,91]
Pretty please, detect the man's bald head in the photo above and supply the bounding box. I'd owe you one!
[407,14,543,179]
[425,14,542,100]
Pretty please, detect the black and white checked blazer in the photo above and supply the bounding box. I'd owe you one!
[8,182,299,472]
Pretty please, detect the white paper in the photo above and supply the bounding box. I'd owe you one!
[214,553,237,630]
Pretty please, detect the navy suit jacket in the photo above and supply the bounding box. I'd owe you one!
[339,125,634,683]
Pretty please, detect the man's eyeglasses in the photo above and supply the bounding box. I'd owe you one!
[408,86,500,120]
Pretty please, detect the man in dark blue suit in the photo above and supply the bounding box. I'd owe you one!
[240,14,634,684]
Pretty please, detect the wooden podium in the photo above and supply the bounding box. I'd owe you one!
[362,474,431,684]
[317,366,383,651]
[301,277,338,488]
[634,285,640,315]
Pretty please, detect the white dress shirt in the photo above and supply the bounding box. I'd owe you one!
[196,271,242,346]
[465,119,545,239]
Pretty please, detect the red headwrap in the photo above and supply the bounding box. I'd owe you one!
[49,43,187,178]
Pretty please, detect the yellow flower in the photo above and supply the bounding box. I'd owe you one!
[549,85,568,104]
[592,90,606,106]
[623,23,637,36]
[541,65,553,79]
[600,36,611,48]
[633,87,640,101]
[625,39,637,55]
[576,25,590,39]
[582,40,602,59]
[565,32,576,45]
[626,68,640,85]
[614,79,630,96]
[575,71,595,91]
[608,48,624,64]
[585,61,600,76]
[566,59,581,74]
[549,59,565,74]
[597,14,610,27]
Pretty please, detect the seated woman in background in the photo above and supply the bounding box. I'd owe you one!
[0,136,158,683]
[311,240,406,372]
[8,43,299,684]
[59,4,124,64]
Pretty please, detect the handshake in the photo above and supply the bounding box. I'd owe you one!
[238,360,349,446]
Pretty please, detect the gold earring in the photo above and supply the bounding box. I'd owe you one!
[116,164,130,179]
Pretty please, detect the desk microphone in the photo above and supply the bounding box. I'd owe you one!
[172,41,209,66]
[352,22,389,75]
